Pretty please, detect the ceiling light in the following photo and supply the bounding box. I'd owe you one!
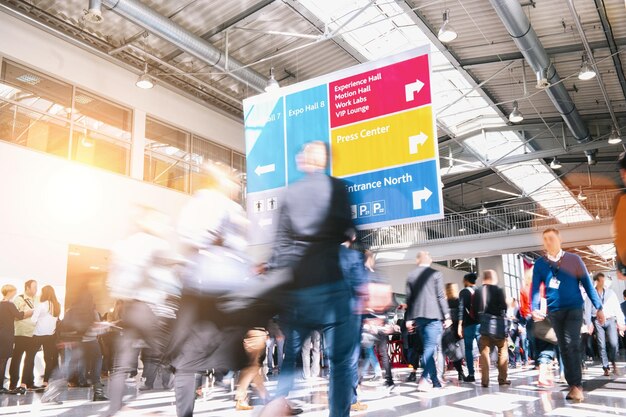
[479,204,488,215]
[89,266,100,270]
[577,188,587,201]
[508,100,524,123]
[136,63,155,89]
[265,67,279,92]
[578,54,596,81]
[437,10,458,43]
[608,127,622,145]
[488,187,522,197]
[16,73,41,85]
[550,157,562,169]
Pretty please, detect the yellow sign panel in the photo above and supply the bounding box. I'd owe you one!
[330,106,435,177]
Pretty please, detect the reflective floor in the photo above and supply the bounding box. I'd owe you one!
[1,361,625,417]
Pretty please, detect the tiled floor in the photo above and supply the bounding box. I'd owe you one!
[1,361,625,417]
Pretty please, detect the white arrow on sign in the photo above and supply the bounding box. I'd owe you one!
[412,187,433,210]
[409,132,428,154]
[254,164,275,176]
[259,218,273,227]
[405,79,425,102]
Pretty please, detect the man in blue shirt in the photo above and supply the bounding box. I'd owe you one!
[531,228,604,403]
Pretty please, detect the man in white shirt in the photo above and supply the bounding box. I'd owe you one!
[591,273,626,376]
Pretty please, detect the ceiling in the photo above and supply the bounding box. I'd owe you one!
[2,0,625,270]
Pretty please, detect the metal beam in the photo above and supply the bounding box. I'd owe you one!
[459,38,626,67]
[160,0,276,62]
[593,0,626,104]
[443,169,494,189]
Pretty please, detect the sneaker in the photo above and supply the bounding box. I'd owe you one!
[463,375,476,382]
[9,387,26,395]
[406,372,417,382]
[350,402,368,411]
[603,368,610,377]
[499,380,511,386]
[384,380,395,389]
[138,385,153,391]
[0,388,8,395]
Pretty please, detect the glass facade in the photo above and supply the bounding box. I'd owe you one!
[0,57,245,196]
[502,253,523,301]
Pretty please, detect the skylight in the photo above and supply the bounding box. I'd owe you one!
[298,0,593,225]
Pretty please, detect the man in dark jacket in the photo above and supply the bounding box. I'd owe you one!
[405,251,451,390]
[269,141,356,417]
[476,270,509,388]
[457,272,479,382]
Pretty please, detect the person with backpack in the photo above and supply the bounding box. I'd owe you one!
[457,272,479,382]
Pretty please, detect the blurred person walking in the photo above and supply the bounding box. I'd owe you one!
[301,330,321,380]
[531,228,604,402]
[266,317,284,376]
[590,273,625,376]
[9,279,39,394]
[0,284,33,394]
[265,141,356,417]
[234,328,269,410]
[31,285,61,387]
[443,283,466,381]
[405,251,452,391]
[476,270,510,388]
[457,272,479,382]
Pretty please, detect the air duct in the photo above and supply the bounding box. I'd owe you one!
[84,0,103,23]
[100,0,267,93]
[488,0,596,160]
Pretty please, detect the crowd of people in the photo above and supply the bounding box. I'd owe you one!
[0,145,625,417]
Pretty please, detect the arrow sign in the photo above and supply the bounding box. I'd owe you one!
[254,163,275,176]
[409,132,428,154]
[412,187,433,210]
[405,79,425,102]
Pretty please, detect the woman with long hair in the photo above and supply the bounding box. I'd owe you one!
[31,285,61,387]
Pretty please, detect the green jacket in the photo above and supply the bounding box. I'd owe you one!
[14,294,37,337]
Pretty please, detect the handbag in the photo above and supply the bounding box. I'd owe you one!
[478,286,510,340]
[442,327,464,362]
[533,317,558,344]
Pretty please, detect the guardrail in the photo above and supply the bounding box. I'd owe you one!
[357,189,621,250]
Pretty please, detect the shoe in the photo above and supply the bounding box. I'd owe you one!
[458,373,466,381]
[9,387,26,395]
[481,383,489,388]
[603,368,610,377]
[0,388,8,395]
[612,363,620,376]
[288,406,303,415]
[566,386,584,402]
[27,385,45,392]
[384,380,395,390]
[266,370,273,376]
[417,378,433,392]
[499,380,511,386]
[406,372,417,382]
[138,385,153,391]
[463,375,475,383]
[93,384,109,402]
[370,375,382,382]
[350,402,368,411]
[235,400,254,411]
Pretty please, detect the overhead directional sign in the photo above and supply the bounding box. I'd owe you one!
[243,46,443,244]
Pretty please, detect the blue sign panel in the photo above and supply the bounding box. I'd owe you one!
[342,160,441,227]
[285,85,330,184]
[244,97,286,193]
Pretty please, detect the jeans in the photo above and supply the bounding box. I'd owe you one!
[277,281,355,417]
[462,324,480,376]
[302,330,321,378]
[548,308,583,388]
[360,346,382,377]
[267,337,285,371]
[594,317,619,369]
[535,338,556,365]
[415,318,443,386]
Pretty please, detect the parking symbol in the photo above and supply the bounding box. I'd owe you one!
[372,200,386,216]
[358,203,371,218]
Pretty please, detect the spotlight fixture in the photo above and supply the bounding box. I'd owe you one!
[608,127,622,145]
[577,188,587,201]
[550,157,562,169]
[578,54,596,81]
[479,204,488,215]
[508,101,524,123]
[437,10,458,43]
[265,67,279,92]
[135,63,155,89]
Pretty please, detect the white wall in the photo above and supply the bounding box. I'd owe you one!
[0,11,244,152]
[376,262,467,294]
[0,141,191,291]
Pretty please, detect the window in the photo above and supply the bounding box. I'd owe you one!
[0,59,72,157]
[502,253,523,300]
[144,117,190,192]
[190,135,232,193]
[71,89,132,175]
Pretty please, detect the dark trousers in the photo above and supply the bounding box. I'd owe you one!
[594,318,619,368]
[142,317,174,389]
[375,336,392,383]
[277,281,355,417]
[548,308,583,388]
[0,357,9,389]
[9,336,37,388]
[32,335,58,383]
